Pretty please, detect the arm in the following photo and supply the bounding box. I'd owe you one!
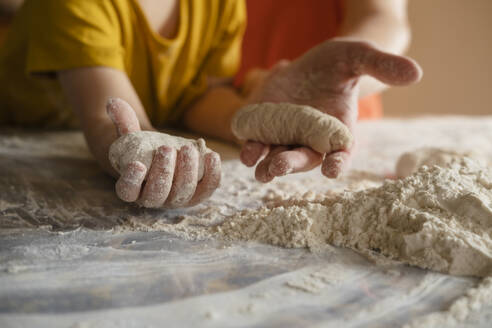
[339,0,411,98]
[58,67,154,175]
[186,0,419,183]
[183,81,244,144]
[58,67,220,208]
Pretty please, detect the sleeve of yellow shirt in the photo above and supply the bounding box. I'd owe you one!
[26,0,125,75]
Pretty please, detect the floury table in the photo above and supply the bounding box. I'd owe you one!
[1,116,492,327]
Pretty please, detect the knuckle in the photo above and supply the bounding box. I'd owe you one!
[157,145,174,155]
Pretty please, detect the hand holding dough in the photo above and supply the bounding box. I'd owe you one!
[236,40,422,182]
[106,98,221,209]
[231,102,354,154]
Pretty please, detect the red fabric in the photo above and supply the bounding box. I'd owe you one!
[236,0,382,119]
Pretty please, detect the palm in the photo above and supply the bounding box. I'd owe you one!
[241,40,422,182]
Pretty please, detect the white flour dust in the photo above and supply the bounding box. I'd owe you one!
[215,156,492,277]
[4,119,492,328]
[205,151,492,327]
[395,147,485,178]
[284,264,347,294]
[116,148,492,326]
[404,277,492,328]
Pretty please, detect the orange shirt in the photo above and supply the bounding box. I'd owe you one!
[236,0,382,120]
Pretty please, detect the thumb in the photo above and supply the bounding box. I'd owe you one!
[348,41,423,86]
[106,98,141,136]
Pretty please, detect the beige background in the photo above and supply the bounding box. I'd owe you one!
[383,0,492,116]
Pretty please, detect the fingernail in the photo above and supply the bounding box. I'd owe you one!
[241,147,256,166]
[269,158,291,176]
[157,145,172,156]
[180,144,192,153]
[106,97,115,107]
[323,161,342,179]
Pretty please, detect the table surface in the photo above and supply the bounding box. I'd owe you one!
[1,116,492,328]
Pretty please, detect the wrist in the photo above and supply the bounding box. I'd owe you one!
[82,119,120,177]
[184,85,246,144]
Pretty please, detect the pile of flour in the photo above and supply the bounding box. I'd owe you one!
[404,277,492,328]
[395,147,485,178]
[215,157,492,277]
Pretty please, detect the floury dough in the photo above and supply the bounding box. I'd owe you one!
[231,102,353,153]
[215,156,492,277]
[109,131,211,179]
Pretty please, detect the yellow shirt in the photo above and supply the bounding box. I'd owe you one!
[0,0,246,127]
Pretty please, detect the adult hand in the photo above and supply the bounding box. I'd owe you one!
[240,39,422,182]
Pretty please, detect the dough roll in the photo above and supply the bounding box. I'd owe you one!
[231,103,353,154]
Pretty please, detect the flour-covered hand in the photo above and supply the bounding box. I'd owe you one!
[107,98,221,208]
[239,40,422,182]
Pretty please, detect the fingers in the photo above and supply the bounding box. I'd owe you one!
[165,145,199,208]
[106,97,141,136]
[139,146,177,208]
[115,161,147,202]
[240,141,269,167]
[118,146,219,209]
[321,128,357,179]
[348,41,423,86]
[268,147,323,177]
[188,152,221,206]
[255,146,289,183]
[321,150,352,179]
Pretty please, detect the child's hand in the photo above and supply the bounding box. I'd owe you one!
[239,39,422,182]
[107,98,221,208]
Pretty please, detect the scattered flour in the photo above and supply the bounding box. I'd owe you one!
[209,153,492,326]
[111,148,492,325]
[395,147,485,178]
[231,102,353,154]
[214,157,492,277]
[4,123,492,327]
[204,310,219,320]
[404,277,492,328]
[284,265,346,294]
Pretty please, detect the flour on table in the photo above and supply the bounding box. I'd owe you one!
[215,156,492,277]
[395,147,485,178]
[109,131,210,180]
[284,265,346,294]
[111,148,492,325]
[231,102,353,154]
[404,277,492,328]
